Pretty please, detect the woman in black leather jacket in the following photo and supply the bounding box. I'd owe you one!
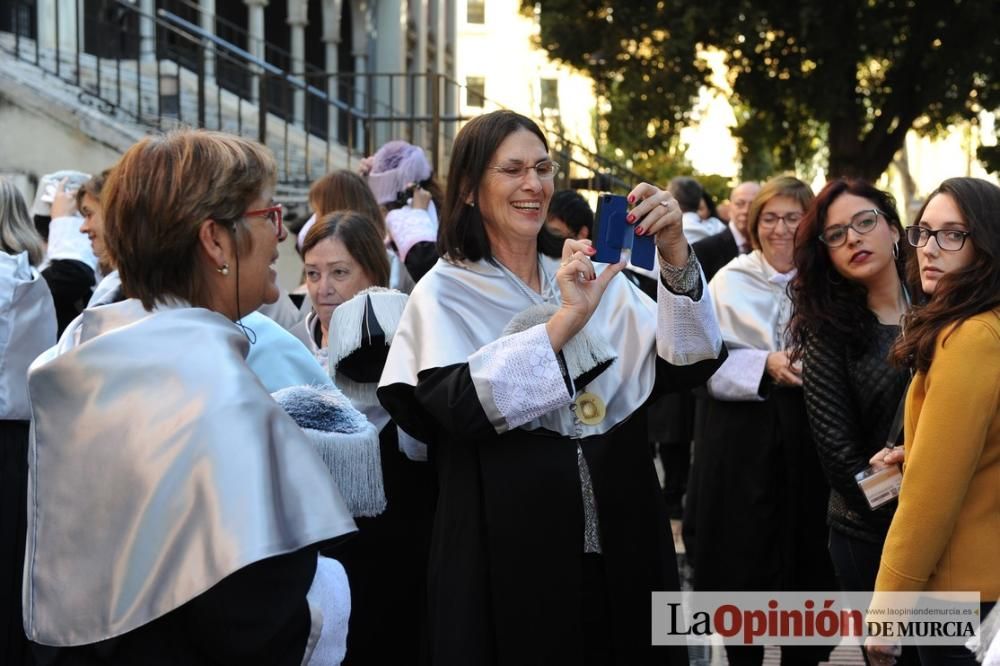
[788,179,916,665]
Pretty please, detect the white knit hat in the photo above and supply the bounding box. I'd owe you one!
[32,170,91,217]
[365,141,432,205]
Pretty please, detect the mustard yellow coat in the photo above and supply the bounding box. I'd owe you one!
[875,308,1000,601]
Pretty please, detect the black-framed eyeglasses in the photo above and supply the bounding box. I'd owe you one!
[488,160,560,180]
[244,204,284,238]
[758,211,803,228]
[817,209,882,247]
[905,225,970,252]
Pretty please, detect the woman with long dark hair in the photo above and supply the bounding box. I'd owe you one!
[788,179,917,665]
[866,177,1000,666]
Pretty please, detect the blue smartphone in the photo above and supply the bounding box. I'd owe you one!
[593,193,656,269]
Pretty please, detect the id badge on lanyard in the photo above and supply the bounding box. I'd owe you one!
[854,464,903,510]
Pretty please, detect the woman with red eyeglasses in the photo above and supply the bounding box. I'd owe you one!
[23,130,356,665]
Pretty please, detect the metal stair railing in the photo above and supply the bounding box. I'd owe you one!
[1,0,644,191]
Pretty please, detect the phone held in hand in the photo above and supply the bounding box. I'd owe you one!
[593,193,656,270]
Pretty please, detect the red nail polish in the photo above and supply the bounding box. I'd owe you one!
[635,227,644,235]
[627,214,635,222]
[628,195,635,203]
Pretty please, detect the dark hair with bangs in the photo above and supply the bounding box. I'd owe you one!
[788,179,909,360]
[889,177,1000,371]
[437,110,562,262]
[301,211,390,288]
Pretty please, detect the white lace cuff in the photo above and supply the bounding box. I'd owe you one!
[468,323,574,434]
[385,207,437,262]
[656,268,724,365]
[706,348,769,401]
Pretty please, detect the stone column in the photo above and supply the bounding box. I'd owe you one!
[352,0,372,151]
[413,0,428,145]
[373,0,405,146]
[444,0,458,144]
[139,0,155,62]
[431,0,447,162]
[244,0,268,103]
[353,46,368,152]
[287,0,308,126]
[199,0,216,83]
[322,0,343,143]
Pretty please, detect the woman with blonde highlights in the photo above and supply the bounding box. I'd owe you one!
[0,177,55,666]
[690,175,836,666]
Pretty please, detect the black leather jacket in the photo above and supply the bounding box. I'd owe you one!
[802,323,909,544]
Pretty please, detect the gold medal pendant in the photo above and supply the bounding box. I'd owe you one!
[574,391,606,426]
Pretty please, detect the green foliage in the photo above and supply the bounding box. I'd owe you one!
[978,145,1000,175]
[530,0,1000,182]
[696,174,733,205]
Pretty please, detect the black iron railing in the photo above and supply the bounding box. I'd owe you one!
[0,0,644,191]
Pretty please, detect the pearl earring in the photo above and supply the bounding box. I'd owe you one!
[218,263,230,276]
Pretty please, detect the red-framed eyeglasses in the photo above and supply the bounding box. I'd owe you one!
[244,204,284,237]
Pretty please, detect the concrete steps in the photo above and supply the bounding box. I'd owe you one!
[0,31,353,197]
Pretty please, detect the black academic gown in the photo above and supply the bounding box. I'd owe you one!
[323,423,435,666]
[380,353,722,666]
[691,387,835,594]
[691,228,739,283]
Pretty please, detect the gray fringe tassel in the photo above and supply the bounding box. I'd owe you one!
[328,287,408,373]
[502,303,617,383]
[302,424,387,518]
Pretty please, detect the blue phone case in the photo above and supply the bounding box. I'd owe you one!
[593,194,656,269]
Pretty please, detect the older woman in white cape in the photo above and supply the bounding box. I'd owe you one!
[24,130,355,665]
[378,110,725,665]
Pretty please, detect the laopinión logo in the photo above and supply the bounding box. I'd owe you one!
[651,591,980,647]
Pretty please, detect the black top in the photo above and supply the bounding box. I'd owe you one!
[379,352,721,666]
[30,548,320,666]
[691,227,738,283]
[403,241,439,283]
[802,323,909,543]
[41,259,96,337]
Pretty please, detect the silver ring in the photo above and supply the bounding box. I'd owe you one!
[659,200,671,208]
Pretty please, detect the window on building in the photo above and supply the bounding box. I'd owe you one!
[540,78,559,111]
[466,77,486,107]
[467,0,485,24]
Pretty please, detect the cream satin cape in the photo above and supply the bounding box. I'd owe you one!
[23,300,356,646]
[709,249,795,352]
[379,255,657,438]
